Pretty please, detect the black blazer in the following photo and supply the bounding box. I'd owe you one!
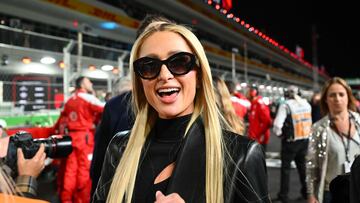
[350,155,360,203]
[93,118,270,203]
[90,91,134,195]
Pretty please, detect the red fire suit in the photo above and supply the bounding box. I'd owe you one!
[248,96,272,145]
[231,92,251,119]
[57,90,104,203]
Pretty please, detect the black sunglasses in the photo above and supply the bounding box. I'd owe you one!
[133,52,197,80]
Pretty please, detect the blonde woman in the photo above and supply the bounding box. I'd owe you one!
[213,76,245,135]
[94,15,269,203]
[306,77,360,203]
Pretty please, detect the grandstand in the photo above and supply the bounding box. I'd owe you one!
[0,0,327,119]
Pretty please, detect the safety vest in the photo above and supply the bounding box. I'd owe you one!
[282,98,312,141]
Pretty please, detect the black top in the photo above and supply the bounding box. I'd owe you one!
[132,114,192,202]
[94,117,270,203]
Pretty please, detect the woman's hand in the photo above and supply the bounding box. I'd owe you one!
[17,144,46,178]
[307,195,319,203]
[155,191,185,203]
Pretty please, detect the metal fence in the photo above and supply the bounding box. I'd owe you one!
[0,24,129,118]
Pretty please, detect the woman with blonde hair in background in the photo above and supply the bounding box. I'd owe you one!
[306,77,360,203]
[94,15,269,203]
[213,76,245,135]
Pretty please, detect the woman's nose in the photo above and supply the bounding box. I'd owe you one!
[158,64,174,80]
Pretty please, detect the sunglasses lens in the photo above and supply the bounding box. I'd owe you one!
[134,52,196,79]
[168,53,194,75]
[134,58,160,79]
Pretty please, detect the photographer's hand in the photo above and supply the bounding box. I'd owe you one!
[17,144,46,178]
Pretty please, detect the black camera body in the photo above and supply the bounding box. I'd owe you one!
[5,131,72,174]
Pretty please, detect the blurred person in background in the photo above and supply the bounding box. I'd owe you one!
[90,76,134,199]
[225,80,250,119]
[104,92,112,102]
[306,77,360,203]
[247,85,272,150]
[213,76,245,135]
[353,91,360,113]
[0,136,46,202]
[311,92,322,123]
[272,86,312,202]
[56,76,104,203]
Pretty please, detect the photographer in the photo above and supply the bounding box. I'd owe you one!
[0,136,46,198]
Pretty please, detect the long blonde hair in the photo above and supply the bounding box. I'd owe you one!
[107,20,225,203]
[213,76,245,134]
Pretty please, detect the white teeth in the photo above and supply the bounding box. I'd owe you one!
[158,88,180,93]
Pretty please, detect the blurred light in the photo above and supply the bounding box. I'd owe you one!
[59,61,65,69]
[259,85,265,89]
[207,0,212,4]
[40,56,56,64]
[88,64,96,71]
[245,24,250,28]
[0,20,5,25]
[227,13,234,18]
[262,97,270,105]
[215,4,220,10]
[254,29,259,34]
[73,20,78,28]
[101,65,113,71]
[235,17,240,22]
[240,21,245,25]
[249,27,254,32]
[21,57,32,64]
[222,9,227,14]
[240,82,247,87]
[236,84,242,91]
[100,22,118,30]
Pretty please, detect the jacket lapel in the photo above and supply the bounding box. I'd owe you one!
[166,118,206,203]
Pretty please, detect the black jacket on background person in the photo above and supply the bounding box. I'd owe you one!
[93,117,270,203]
[90,91,134,196]
[350,155,360,203]
[329,155,360,203]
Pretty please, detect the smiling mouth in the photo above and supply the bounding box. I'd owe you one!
[157,88,180,97]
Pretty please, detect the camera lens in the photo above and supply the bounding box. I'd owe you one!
[33,135,72,158]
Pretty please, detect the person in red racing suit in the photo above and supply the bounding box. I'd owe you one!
[57,76,104,203]
[247,86,272,150]
[232,92,251,119]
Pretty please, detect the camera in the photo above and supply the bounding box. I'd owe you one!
[5,131,72,173]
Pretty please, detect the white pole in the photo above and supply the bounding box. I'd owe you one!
[232,48,239,83]
[63,40,75,101]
